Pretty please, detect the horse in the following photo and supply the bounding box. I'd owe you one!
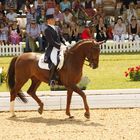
[7,39,102,119]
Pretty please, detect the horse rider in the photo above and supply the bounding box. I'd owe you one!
[44,14,66,86]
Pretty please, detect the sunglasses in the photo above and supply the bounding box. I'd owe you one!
[131,19,136,20]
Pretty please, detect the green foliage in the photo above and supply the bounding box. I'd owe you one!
[1,71,6,83]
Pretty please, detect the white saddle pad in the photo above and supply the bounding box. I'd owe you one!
[38,49,65,70]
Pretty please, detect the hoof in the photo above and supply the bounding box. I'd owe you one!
[69,116,74,119]
[84,112,90,119]
[38,107,43,115]
[38,103,44,115]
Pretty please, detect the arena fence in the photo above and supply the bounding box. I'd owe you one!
[0,42,23,56]
[0,41,140,56]
[101,40,140,53]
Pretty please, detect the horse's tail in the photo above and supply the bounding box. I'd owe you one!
[7,56,18,90]
[7,56,28,103]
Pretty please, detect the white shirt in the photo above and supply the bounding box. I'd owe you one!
[6,12,17,21]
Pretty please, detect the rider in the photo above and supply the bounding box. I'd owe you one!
[44,14,66,86]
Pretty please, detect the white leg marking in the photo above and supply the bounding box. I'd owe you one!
[10,101,15,117]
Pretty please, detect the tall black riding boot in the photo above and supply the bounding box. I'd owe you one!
[49,64,57,86]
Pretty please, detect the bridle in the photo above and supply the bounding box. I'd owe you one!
[85,45,100,69]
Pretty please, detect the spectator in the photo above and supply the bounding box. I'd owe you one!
[123,0,132,9]
[127,2,137,23]
[5,0,17,10]
[45,0,56,15]
[26,6,33,25]
[0,12,6,24]
[30,6,37,22]
[63,8,79,43]
[0,22,9,45]
[9,19,22,45]
[95,17,108,41]
[34,0,45,19]
[81,24,93,39]
[54,6,64,25]
[136,1,140,20]
[95,0,103,6]
[60,0,71,12]
[113,17,127,41]
[72,0,84,26]
[0,2,4,14]
[17,0,26,13]
[81,0,95,18]
[40,21,48,51]
[6,6,17,22]
[26,19,43,52]
[37,8,46,24]
[128,16,140,41]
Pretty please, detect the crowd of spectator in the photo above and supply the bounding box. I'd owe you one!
[0,0,140,52]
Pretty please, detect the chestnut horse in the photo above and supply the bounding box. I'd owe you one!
[7,39,101,118]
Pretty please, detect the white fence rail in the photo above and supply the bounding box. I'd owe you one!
[101,40,140,53]
[1,89,140,111]
[0,43,23,56]
[0,41,140,56]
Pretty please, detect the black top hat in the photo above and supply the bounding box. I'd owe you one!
[46,14,54,20]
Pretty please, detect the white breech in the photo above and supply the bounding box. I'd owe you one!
[10,101,15,116]
[129,34,140,41]
[50,47,59,66]
[113,34,126,41]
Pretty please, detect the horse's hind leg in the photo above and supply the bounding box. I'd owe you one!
[27,78,44,114]
[10,79,28,117]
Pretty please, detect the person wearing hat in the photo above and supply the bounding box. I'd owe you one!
[26,18,43,51]
[44,14,66,86]
[6,6,17,22]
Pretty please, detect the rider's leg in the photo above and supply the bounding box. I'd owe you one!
[49,63,57,86]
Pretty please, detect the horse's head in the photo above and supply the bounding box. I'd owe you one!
[86,40,103,69]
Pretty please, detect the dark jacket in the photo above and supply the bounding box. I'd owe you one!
[44,25,65,63]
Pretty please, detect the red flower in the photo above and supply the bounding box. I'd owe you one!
[125,72,128,77]
[136,66,140,71]
[128,67,134,72]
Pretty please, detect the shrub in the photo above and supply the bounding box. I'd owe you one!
[51,76,90,91]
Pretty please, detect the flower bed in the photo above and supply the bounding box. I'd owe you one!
[125,65,140,81]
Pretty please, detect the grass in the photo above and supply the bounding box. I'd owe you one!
[0,54,140,92]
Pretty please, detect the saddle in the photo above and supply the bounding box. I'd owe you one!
[38,49,65,70]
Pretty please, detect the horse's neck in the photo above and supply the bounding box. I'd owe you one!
[66,44,86,68]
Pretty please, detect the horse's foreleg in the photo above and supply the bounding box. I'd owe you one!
[72,85,90,119]
[27,79,44,114]
[66,88,73,118]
